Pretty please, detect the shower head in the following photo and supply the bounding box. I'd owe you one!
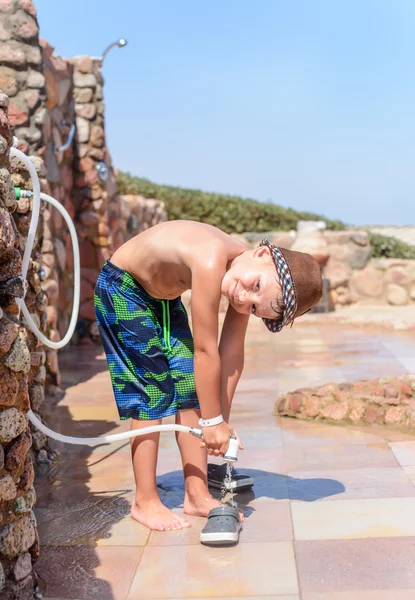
[101,38,128,62]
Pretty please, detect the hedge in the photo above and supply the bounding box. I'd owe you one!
[369,233,415,259]
[117,172,345,233]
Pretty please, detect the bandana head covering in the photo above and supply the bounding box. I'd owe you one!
[259,238,298,333]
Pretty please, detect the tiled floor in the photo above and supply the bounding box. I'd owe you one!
[34,321,415,599]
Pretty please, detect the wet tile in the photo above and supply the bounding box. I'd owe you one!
[285,443,399,472]
[36,545,142,599]
[292,497,415,540]
[127,542,299,598]
[35,497,149,547]
[296,538,415,593]
[288,467,415,501]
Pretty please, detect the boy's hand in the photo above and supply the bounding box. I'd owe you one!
[201,421,239,456]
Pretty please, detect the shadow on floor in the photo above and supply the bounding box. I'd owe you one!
[34,346,127,600]
[156,467,346,508]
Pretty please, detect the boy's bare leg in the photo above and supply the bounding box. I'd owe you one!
[175,409,244,521]
[130,418,190,531]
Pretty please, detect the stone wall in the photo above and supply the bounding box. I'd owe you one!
[275,374,415,431]
[0,0,45,156]
[0,91,43,600]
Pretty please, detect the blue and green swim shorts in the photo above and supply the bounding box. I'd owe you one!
[94,260,199,420]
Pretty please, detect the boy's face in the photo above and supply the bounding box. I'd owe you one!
[221,247,283,320]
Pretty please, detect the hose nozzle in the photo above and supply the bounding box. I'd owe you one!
[189,429,239,462]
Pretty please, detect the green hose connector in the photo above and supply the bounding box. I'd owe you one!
[14,187,33,200]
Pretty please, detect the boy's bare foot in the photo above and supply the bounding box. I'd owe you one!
[131,499,191,531]
[184,492,245,522]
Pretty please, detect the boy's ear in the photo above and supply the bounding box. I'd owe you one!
[253,245,271,259]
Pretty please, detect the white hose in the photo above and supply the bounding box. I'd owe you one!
[27,411,202,446]
[8,142,211,449]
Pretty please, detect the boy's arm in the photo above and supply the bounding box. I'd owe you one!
[191,260,234,454]
[219,304,250,422]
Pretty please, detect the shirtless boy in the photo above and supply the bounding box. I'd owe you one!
[94,220,322,531]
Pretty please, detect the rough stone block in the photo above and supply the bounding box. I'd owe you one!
[0,515,35,559]
[0,66,18,96]
[0,364,19,406]
[386,266,411,286]
[13,552,32,582]
[348,245,372,270]
[0,314,19,357]
[75,116,90,143]
[73,72,96,88]
[18,455,34,492]
[0,407,26,444]
[4,331,31,373]
[90,124,104,148]
[0,42,26,67]
[26,68,45,89]
[0,474,17,502]
[5,428,32,472]
[75,103,96,120]
[325,260,351,290]
[350,268,384,298]
[387,283,408,306]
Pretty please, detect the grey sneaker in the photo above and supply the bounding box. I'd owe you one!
[207,463,254,492]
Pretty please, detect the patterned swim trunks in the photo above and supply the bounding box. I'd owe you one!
[94,260,199,420]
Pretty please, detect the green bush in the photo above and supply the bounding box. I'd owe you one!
[117,172,345,233]
[369,232,415,259]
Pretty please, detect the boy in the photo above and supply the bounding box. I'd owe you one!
[94,220,322,531]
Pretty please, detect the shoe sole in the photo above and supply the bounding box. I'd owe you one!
[208,477,254,492]
[200,530,241,545]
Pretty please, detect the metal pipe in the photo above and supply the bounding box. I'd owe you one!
[101,38,127,62]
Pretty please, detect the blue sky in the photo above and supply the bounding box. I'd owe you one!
[36,0,415,225]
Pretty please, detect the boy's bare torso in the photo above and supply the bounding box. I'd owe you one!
[111,220,246,300]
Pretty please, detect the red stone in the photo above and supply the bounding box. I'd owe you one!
[18,455,34,491]
[289,393,304,414]
[95,246,111,266]
[399,382,413,398]
[81,267,99,285]
[321,402,348,421]
[384,384,399,399]
[76,56,93,74]
[46,305,58,327]
[349,402,365,424]
[80,210,99,226]
[0,207,16,257]
[8,99,29,126]
[79,299,96,321]
[78,157,95,173]
[79,240,97,268]
[5,429,32,473]
[302,395,320,418]
[98,221,110,236]
[80,278,95,302]
[384,406,404,425]
[0,315,19,357]
[365,407,385,425]
[0,365,19,406]
[20,0,37,18]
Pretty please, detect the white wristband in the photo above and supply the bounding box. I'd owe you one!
[198,415,224,427]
